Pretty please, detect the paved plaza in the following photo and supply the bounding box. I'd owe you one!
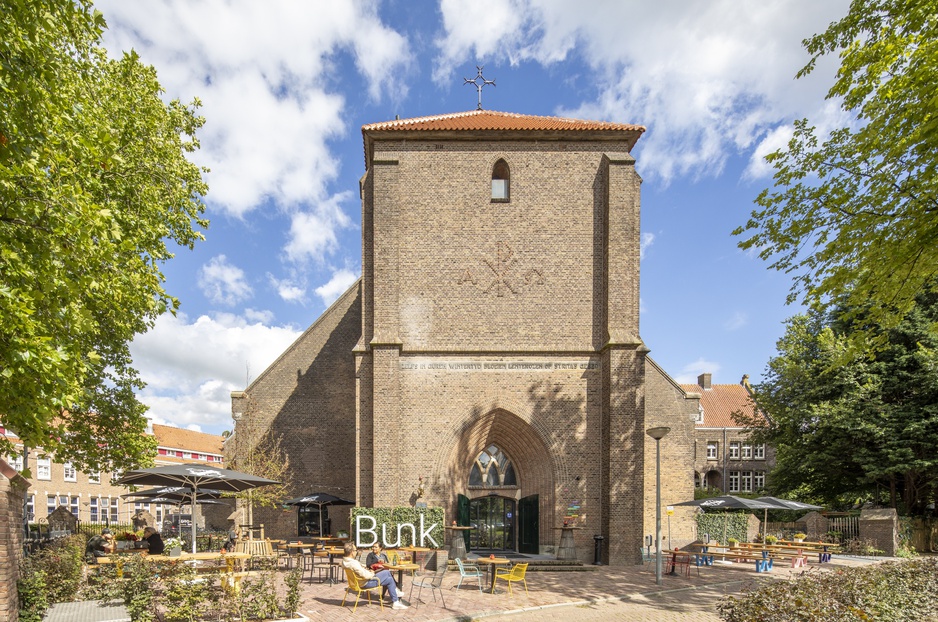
[292,555,879,621]
[44,554,883,622]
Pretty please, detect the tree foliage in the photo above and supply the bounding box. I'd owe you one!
[0,0,208,472]
[735,0,938,337]
[742,289,938,515]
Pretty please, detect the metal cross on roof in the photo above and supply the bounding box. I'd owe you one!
[464,66,495,110]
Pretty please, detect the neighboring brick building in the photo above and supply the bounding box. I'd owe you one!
[230,109,702,565]
[2,423,224,526]
[682,373,775,494]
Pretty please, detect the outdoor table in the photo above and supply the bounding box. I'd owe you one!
[475,557,511,593]
[384,562,419,590]
[552,526,582,560]
[322,546,345,584]
[445,526,473,560]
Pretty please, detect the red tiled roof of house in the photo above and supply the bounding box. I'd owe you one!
[152,424,224,456]
[682,382,766,428]
[362,109,645,133]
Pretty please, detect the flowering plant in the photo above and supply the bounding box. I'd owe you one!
[164,537,184,550]
[116,531,139,542]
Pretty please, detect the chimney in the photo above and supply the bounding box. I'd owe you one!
[697,373,712,390]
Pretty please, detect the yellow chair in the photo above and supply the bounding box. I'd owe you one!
[341,567,385,613]
[494,562,529,595]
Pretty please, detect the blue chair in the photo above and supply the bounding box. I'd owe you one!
[452,558,483,591]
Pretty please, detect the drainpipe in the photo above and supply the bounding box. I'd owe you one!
[722,428,727,493]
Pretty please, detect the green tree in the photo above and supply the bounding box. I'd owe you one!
[742,289,938,515]
[735,0,938,337]
[0,0,208,472]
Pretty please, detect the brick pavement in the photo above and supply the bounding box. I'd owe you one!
[293,556,880,621]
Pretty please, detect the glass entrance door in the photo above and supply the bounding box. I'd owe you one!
[469,496,516,550]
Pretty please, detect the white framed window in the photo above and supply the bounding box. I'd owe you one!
[156,506,163,525]
[728,442,740,460]
[46,495,56,516]
[6,454,24,472]
[110,498,119,523]
[728,471,740,492]
[754,444,765,460]
[491,159,510,201]
[63,462,77,482]
[741,471,753,492]
[90,498,99,522]
[754,472,765,490]
[88,471,100,484]
[70,496,79,518]
[100,497,109,522]
[183,451,192,459]
[26,494,34,521]
[742,444,753,459]
[37,457,51,481]
[706,442,718,460]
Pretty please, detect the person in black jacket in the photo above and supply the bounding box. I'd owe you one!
[143,526,164,554]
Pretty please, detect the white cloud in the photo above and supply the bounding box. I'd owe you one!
[97,1,410,218]
[198,255,252,306]
[315,268,360,307]
[129,312,302,431]
[283,192,355,264]
[435,0,850,182]
[674,358,722,384]
[723,311,748,331]
[640,232,655,260]
[268,274,307,304]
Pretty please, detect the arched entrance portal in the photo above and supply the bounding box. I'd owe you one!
[469,496,515,550]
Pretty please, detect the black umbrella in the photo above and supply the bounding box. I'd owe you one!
[755,497,824,540]
[121,486,226,502]
[283,492,354,536]
[116,464,279,552]
[673,496,785,544]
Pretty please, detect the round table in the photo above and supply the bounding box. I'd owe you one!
[445,526,474,560]
[552,526,582,560]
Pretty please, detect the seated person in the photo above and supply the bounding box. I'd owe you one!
[85,529,115,563]
[366,542,390,570]
[222,526,240,553]
[341,542,408,610]
[142,526,164,554]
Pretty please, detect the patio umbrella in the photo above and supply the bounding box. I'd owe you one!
[116,464,279,552]
[121,486,226,502]
[672,496,784,544]
[756,497,823,540]
[283,492,354,536]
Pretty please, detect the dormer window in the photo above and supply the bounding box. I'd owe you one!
[491,159,510,202]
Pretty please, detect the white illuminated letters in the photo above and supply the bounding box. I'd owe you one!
[353,514,441,548]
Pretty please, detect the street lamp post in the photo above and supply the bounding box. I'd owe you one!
[646,426,670,585]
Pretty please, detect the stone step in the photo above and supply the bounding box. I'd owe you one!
[447,559,598,572]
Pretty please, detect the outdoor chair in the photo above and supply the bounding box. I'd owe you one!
[341,567,385,613]
[409,565,447,609]
[640,547,655,564]
[494,562,529,595]
[452,558,483,591]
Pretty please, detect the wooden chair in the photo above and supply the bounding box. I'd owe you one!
[341,567,385,613]
[494,562,529,595]
[409,565,447,608]
[453,558,483,591]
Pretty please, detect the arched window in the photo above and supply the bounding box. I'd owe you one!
[491,159,510,201]
[469,444,517,487]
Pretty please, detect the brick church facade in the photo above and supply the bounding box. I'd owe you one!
[229,110,701,565]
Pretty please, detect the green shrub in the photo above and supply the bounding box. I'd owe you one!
[696,512,749,545]
[718,558,938,621]
[18,534,85,620]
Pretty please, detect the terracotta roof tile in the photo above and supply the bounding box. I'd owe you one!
[152,424,224,456]
[362,109,645,133]
[681,383,767,428]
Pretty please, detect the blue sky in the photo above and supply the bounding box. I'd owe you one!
[95,0,851,434]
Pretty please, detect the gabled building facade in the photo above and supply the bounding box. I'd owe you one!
[682,373,775,494]
[2,423,224,526]
[230,109,703,565]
